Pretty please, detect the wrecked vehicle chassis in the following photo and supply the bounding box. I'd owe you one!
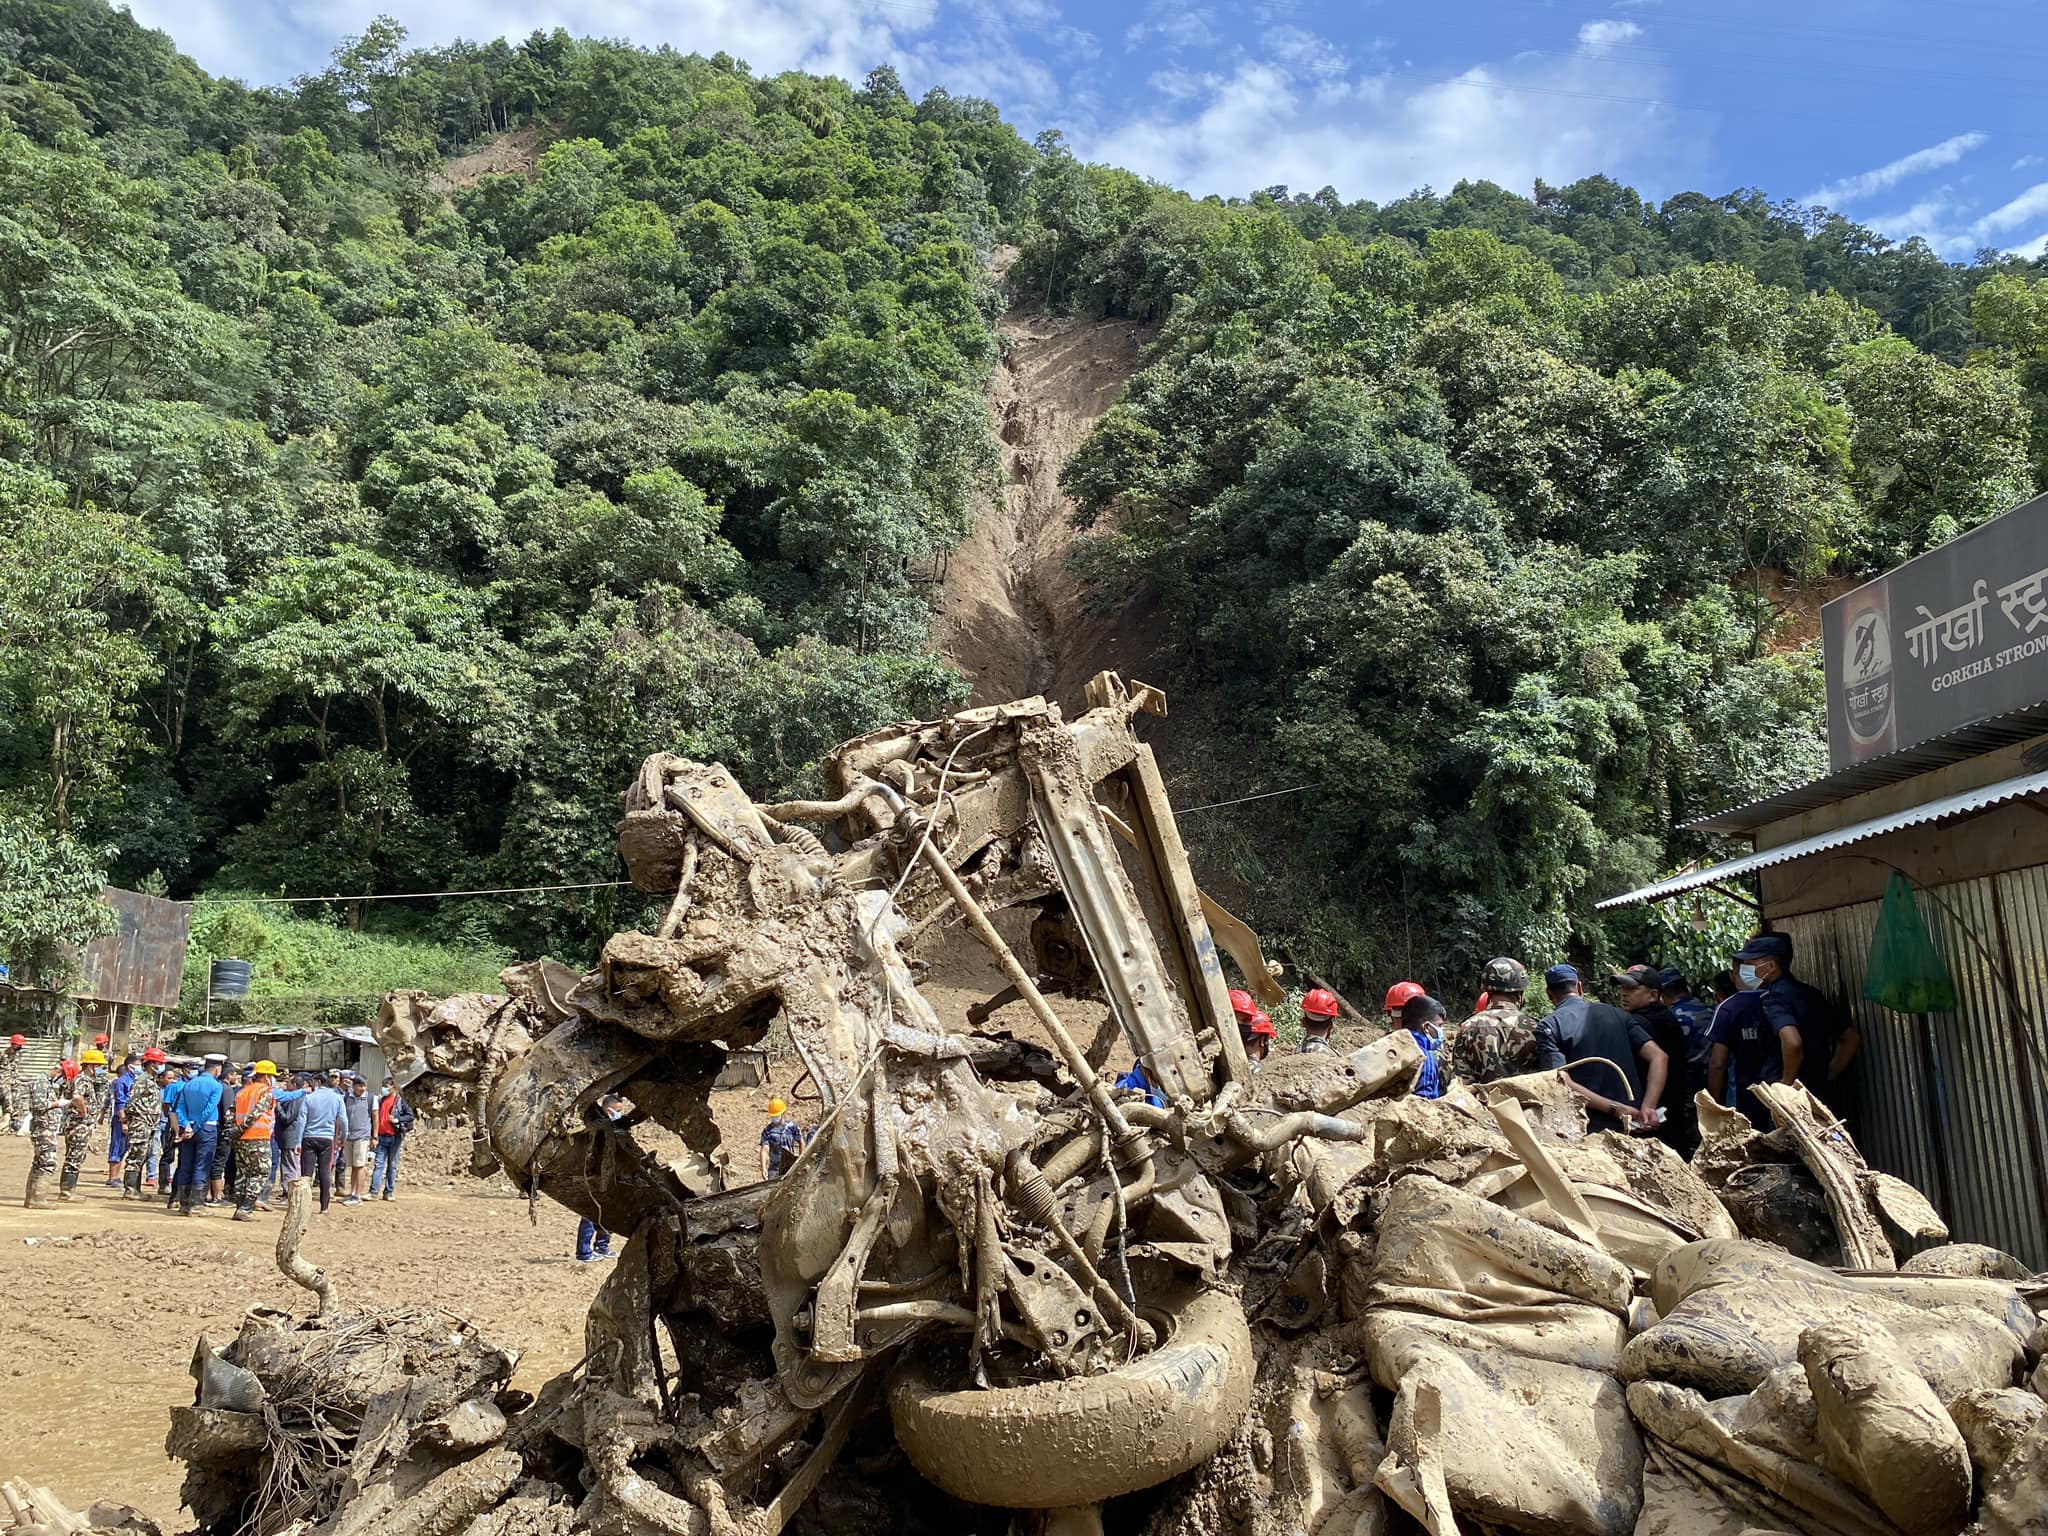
[468,676,1353,1529]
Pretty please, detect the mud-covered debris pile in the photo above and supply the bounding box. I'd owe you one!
[45,679,2048,1536]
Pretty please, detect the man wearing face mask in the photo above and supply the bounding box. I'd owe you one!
[1708,934,1822,1127]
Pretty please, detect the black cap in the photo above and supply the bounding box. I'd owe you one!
[1657,967,1689,993]
[1609,964,1662,992]
[1733,933,1792,964]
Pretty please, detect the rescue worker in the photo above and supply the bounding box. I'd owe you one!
[1228,988,1258,1050]
[172,1055,225,1216]
[1299,988,1341,1053]
[230,1062,280,1221]
[1245,1010,1276,1066]
[60,1048,109,1200]
[207,1055,234,1205]
[1535,964,1666,1135]
[760,1096,807,1180]
[1611,964,1699,1156]
[1401,995,1448,1098]
[158,1061,187,1205]
[122,1049,167,1199]
[1447,958,1541,1084]
[23,1061,76,1208]
[1658,969,1716,1099]
[103,1051,138,1186]
[2,1033,29,1134]
[1736,933,1861,1111]
[1382,981,1424,1034]
[576,1094,628,1262]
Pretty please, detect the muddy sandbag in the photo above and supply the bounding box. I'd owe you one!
[1253,1032,1422,1115]
[1727,1364,1822,1463]
[1799,1319,1970,1536]
[1585,1131,1739,1244]
[1361,1176,1633,1371]
[1903,1243,2034,1282]
[1947,1387,2045,1484]
[1625,1380,1898,1536]
[1373,1325,1642,1536]
[1973,1419,2048,1536]
[1624,1241,2024,1399]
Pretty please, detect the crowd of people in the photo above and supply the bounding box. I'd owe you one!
[1222,930,1863,1157]
[2,1038,418,1216]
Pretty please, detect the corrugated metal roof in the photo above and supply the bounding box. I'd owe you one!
[1683,702,2048,835]
[1597,766,2048,910]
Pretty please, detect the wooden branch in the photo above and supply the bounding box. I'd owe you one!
[278,1177,339,1317]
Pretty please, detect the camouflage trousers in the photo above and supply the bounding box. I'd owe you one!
[29,1130,58,1177]
[62,1127,94,1176]
[233,1140,270,1211]
[123,1115,160,1191]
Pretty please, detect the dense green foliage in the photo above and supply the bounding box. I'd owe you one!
[0,2,1017,967]
[1053,203,2040,985]
[5,0,2048,995]
[179,899,511,1027]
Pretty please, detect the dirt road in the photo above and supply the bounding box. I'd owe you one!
[0,1130,605,1528]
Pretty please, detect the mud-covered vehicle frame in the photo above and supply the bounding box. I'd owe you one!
[422,673,1405,1532]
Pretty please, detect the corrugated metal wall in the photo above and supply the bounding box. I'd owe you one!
[1777,865,2048,1269]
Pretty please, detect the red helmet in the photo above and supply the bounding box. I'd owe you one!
[1227,988,1256,1019]
[1383,981,1424,1014]
[142,1047,169,1064]
[7,1034,23,1048]
[1303,987,1341,1020]
[1248,1011,1277,1038]
[93,1033,109,1046]
[60,1060,80,1079]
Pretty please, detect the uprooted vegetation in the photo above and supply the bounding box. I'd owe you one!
[25,681,2048,1536]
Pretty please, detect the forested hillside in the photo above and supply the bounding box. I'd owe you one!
[5,0,2048,997]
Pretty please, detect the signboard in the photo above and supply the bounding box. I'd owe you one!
[72,888,193,1008]
[1824,494,2048,770]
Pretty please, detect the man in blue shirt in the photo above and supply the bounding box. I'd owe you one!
[1658,969,1717,1100]
[172,1056,225,1216]
[1401,994,1447,1099]
[157,1063,186,1206]
[103,1053,137,1187]
[300,1074,347,1213]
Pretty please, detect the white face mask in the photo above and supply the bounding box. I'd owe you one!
[1736,963,1763,990]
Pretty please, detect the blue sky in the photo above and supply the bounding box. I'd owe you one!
[127,0,2048,258]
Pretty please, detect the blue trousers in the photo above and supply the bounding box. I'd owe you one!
[371,1134,404,1196]
[108,1122,129,1164]
[576,1218,611,1260]
[174,1124,217,1195]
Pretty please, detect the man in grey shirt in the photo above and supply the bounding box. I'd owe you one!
[1533,964,1667,1136]
[341,1075,374,1205]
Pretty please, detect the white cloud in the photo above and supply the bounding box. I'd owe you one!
[1974,182,2048,238]
[1263,24,1347,80]
[2015,155,2044,172]
[1576,19,1643,51]
[1123,0,1217,54]
[1804,131,1987,208]
[1087,18,1691,205]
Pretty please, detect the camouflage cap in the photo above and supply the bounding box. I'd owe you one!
[1480,956,1529,992]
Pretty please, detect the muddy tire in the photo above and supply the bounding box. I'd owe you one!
[887,1283,1253,1508]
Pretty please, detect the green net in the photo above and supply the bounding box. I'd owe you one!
[1863,872,1957,1014]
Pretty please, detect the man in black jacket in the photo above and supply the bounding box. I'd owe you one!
[1612,964,1700,1157]
[1734,932,1861,1112]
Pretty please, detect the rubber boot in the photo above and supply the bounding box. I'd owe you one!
[24,1170,53,1209]
[57,1168,78,1202]
[123,1162,143,1200]
[176,1182,195,1216]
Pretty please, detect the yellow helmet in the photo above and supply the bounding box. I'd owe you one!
[767,1097,788,1116]
[253,1059,279,1076]
[79,1048,107,1066]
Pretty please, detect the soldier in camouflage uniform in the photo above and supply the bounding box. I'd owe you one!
[122,1049,166,1199]
[23,1065,75,1208]
[58,1049,108,1200]
[1,1034,29,1134]
[1446,957,1542,1085]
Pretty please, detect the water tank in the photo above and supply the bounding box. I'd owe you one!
[208,958,252,1000]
